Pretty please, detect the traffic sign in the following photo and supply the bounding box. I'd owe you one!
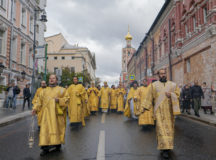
[78,77,83,82]
[129,75,135,80]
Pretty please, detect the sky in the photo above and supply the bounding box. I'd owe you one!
[45,0,165,86]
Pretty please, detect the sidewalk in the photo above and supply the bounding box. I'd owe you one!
[0,105,31,127]
[180,110,216,127]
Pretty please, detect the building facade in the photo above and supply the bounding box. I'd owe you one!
[0,0,47,107]
[132,0,216,87]
[120,28,136,87]
[45,33,96,81]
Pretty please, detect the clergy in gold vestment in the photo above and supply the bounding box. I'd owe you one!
[134,79,154,126]
[141,69,180,159]
[116,83,126,112]
[110,85,118,111]
[99,82,111,112]
[32,81,47,128]
[124,81,139,119]
[87,83,99,114]
[67,77,87,126]
[83,89,90,118]
[32,74,69,156]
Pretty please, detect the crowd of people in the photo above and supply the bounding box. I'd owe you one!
[3,69,216,159]
[31,68,182,159]
[180,80,216,117]
[31,75,128,156]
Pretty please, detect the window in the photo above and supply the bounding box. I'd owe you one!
[12,37,17,61]
[71,67,75,73]
[62,56,65,60]
[0,0,5,8]
[13,0,16,19]
[193,16,196,32]
[20,43,26,65]
[29,16,33,33]
[21,8,26,26]
[186,59,191,73]
[29,48,33,68]
[36,24,39,33]
[203,7,207,24]
[54,67,58,73]
[72,56,75,59]
[54,56,57,60]
[0,31,3,55]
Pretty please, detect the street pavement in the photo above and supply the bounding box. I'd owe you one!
[0,113,216,160]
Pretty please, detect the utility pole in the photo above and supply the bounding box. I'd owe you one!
[168,19,173,81]
[44,44,48,81]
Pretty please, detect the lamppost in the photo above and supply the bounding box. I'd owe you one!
[31,9,47,98]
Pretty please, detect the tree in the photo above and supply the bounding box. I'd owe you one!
[60,67,92,87]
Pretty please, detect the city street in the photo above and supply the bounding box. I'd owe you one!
[0,113,216,160]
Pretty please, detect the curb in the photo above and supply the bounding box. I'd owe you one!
[0,111,32,127]
[180,114,216,127]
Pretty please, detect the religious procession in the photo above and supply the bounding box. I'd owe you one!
[29,68,180,160]
[1,0,216,160]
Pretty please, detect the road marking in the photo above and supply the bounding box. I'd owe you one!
[101,113,106,124]
[97,130,105,160]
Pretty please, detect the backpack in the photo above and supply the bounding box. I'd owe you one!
[14,86,20,94]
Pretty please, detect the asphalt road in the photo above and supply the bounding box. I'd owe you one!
[0,113,216,160]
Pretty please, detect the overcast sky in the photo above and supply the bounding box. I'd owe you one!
[45,0,165,85]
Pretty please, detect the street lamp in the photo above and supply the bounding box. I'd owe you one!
[31,9,47,98]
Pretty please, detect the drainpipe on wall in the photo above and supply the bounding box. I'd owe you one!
[151,35,155,76]
[9,0,14,83]
[145,46,148,79]
[168,19,173,81]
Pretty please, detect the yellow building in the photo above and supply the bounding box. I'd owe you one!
[45,33,96,81]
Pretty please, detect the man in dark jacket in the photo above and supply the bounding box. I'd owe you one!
[181,84,192,114]
[23,84,31,110]
[191,80,204,117]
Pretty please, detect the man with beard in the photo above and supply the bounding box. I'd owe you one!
[32,74,69,156]
[99,82,111,113]
[116,83,126,113]
[140,69,180,159]
[32,80,47,129]
[124,80,139,119]
[87,82,99,115]
[134,79,154,126]
[110,85,118,112]
[67,76,87,127]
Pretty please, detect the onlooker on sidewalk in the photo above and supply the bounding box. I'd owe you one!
[181,83,191,115]
[191,80,204,117]
[5,82,20,109]
[211,83,216,115]
[23,84,31,110]
[201,82,213,114]
[190,82,194,109]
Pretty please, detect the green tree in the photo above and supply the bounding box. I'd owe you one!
[60,68,92,87]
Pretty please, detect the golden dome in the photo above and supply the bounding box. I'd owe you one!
[125,32,132,40]
[125,25,132,40]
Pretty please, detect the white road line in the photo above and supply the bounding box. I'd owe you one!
[97,130,105,160]
[101,113,106,124]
